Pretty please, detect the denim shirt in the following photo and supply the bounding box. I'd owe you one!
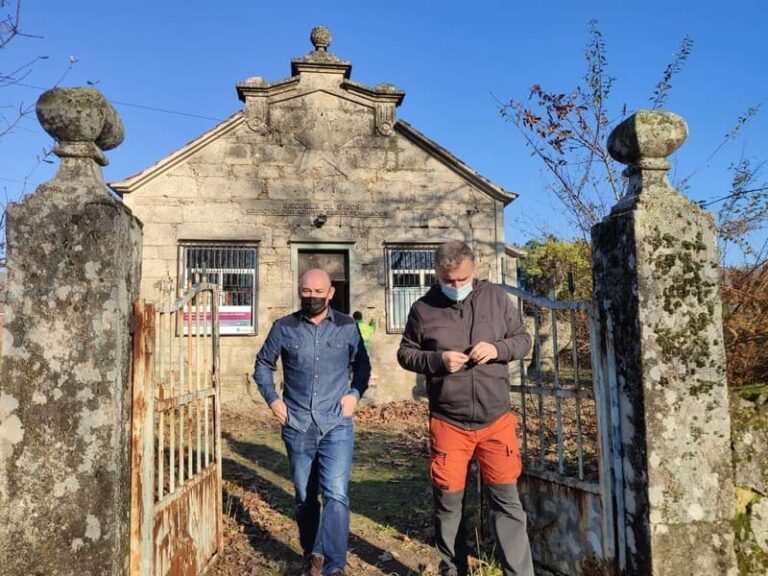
[254,308,371,433]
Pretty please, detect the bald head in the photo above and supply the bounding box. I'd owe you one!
[299,268,335,320]
[300,268,332,291]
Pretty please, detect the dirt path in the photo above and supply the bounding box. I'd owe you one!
[212,394,442,576]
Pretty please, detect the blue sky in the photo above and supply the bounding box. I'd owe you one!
[2,0,766,258]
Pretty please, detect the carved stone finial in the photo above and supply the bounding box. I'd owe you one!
[36,87,124,166]
[606,110,689,212]
[607,110,687,172]
[310,25,332,51]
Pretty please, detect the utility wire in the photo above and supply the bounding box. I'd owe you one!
[109,99,225,122]
[11,82,765,211]
[697,187,768,208]
[14,82,226,122]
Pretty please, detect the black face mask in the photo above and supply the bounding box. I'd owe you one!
[300,296,328,317]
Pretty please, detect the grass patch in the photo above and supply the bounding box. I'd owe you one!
[350,427,433,541]
[732,383,768,402]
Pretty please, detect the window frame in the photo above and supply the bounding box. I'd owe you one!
[178,241,259,336]
[384,243,439,333]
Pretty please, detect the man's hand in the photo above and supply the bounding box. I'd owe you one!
[442,350,470,373]
[341,394,358,417]
[467,342,498,365]
[269,398,288,426]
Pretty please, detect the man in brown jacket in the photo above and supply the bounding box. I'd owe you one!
[397,241,534,576]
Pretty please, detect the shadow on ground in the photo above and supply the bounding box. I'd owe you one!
[221,432,428,575]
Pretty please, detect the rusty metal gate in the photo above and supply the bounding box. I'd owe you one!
[502,284,624,576]
[130,280,223,576]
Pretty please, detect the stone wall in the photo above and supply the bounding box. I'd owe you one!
[591,110,737,575]
[731,393,768,574]
[0,88,141,575]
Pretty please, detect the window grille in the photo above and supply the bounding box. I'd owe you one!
[179,242,258,335]
[384,244,439,332]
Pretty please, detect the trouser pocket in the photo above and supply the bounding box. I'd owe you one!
[430,447,452,492]
[475,414,523,485]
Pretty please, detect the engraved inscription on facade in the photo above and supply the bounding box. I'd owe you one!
[244,200,390,218]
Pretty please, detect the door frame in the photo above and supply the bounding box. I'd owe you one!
[290,242,356,314]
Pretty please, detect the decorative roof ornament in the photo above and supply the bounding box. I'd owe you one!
[310,25,332,52]
[290,25,346,76]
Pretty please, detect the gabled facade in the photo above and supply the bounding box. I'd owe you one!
[112,26,521,401]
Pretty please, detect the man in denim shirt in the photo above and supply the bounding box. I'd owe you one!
[254,268,370,576]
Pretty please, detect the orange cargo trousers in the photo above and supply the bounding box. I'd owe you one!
[429,411,522,491]
[429,411,533,576]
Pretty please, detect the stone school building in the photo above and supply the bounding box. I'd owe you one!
[113,27,522,402]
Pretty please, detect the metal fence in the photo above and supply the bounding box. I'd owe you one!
[503,284,623,575]
[505,286,600,488]
[130,279,223,576]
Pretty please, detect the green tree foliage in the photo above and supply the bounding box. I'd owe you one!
[518,237,592,300]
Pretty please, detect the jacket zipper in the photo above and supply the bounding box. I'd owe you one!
[462,294,476,426]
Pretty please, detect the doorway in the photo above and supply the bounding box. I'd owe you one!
[297,249,350,314]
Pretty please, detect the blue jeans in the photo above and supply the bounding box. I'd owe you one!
[281,419,354,575]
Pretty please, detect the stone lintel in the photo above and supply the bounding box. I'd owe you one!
[343,80,405,105]
[236,76,299,101]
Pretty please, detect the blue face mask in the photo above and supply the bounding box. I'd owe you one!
[441,280,474,302]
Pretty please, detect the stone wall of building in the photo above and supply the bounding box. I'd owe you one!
[117,28,509,401]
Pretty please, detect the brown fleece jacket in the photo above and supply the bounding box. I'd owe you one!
[397,280,531,430]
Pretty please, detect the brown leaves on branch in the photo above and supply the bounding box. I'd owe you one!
[722,264,768,387]
[518,87,584,155]
[499,21,623,237]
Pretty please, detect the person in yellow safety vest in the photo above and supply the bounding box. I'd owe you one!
[352,311,375,351]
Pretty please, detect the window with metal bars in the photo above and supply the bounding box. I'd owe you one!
[384,243,439,333]
[179,242,258,335]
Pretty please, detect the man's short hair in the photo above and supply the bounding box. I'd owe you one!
[352,311,363,321]
[435,241,475,270]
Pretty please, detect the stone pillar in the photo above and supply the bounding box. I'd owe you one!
[591,110,738,575]
[0,88,142,575]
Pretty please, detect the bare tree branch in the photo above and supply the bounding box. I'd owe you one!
[500,20,765,271]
